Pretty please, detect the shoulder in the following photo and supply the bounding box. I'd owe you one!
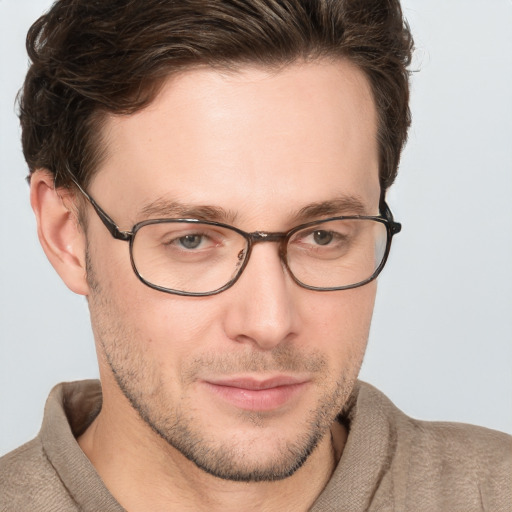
[0,432,80,511]
[396,418,512,511]
[403,414,512,468]
[351,382,512,511]
[406,415,511,462]
[355,381,511,468]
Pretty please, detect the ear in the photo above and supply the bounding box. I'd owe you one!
[30,169,90,296]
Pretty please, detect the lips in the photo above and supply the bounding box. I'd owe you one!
[202,376,309,411]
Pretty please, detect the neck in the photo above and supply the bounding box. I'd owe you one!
[78,383,347,512]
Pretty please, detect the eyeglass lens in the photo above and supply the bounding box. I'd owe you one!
[131,219,388,295]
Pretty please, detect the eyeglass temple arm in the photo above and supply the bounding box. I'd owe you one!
[380,199,402,235]
[66,172,132,241]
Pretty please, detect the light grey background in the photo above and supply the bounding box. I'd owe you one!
[1,0,511,456]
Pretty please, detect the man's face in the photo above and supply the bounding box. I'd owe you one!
[84,60,380,481]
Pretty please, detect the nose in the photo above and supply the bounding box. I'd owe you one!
[222,242,299,350]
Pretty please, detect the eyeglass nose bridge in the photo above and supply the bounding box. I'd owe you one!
[248,231,287,243]
[246,231,290,262]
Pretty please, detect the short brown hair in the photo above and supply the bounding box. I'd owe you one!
[19,0,413,192]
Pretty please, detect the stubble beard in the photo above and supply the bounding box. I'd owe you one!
[86,253,364,483]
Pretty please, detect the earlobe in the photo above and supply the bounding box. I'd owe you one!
[30,169,90,296]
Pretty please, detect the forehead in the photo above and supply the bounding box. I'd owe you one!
[92,59,380,227]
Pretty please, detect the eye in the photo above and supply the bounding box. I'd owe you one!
[312,230,334,246]
[179,234,204,250]
[161,229,219,252]
[296,228,346,248]
[289,222,353,258]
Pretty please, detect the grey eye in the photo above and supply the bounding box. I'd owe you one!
[179,234,203,249]
[313,230,333,246]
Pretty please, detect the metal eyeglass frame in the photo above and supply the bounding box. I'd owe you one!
[68,174,402,296]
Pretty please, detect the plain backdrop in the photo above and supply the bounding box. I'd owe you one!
[1,0,511,456]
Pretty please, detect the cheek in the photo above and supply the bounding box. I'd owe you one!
[111,291,224,356]
[304,283,376,361]
[103,285,227,375]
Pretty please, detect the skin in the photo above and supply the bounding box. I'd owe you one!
[31,59,380,511]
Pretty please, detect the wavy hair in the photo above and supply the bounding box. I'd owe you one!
[19,0,413,191]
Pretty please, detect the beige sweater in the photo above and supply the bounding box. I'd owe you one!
[1,380,510,511]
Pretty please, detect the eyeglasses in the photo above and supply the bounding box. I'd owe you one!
[69,176,401,296]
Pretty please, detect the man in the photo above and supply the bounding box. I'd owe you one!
[0,0,510,510]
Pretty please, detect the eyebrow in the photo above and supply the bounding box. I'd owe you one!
[138,198,238,224]
[137,194,369,225]
[293,195,369,223]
